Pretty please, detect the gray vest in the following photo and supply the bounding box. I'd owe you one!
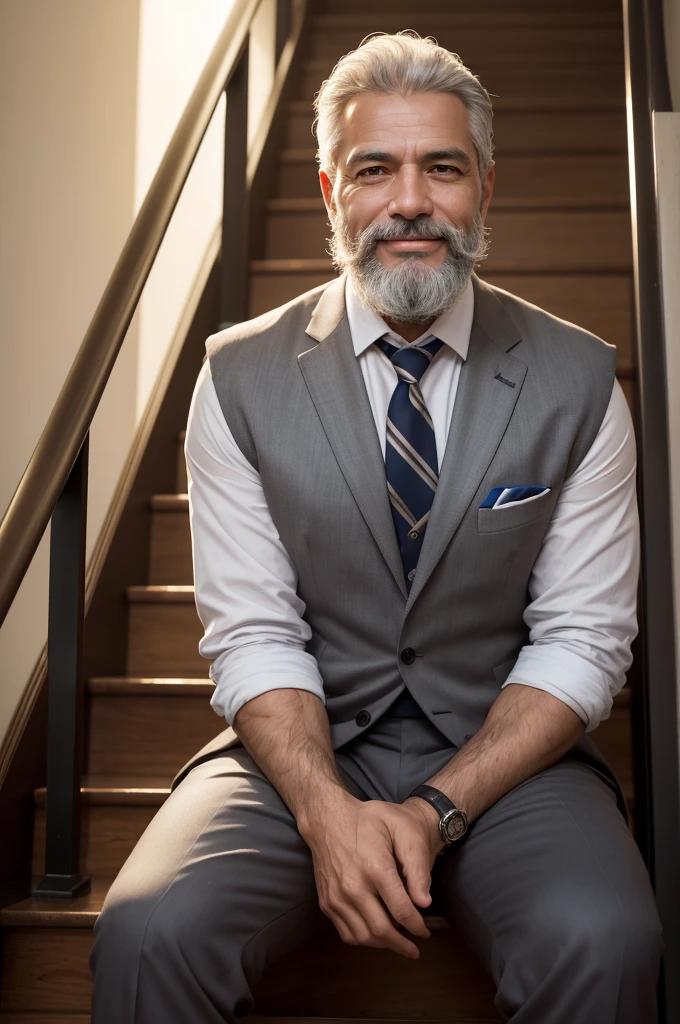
[174,273,624,813]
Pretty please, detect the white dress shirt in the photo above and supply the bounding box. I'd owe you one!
[184,275,639,734]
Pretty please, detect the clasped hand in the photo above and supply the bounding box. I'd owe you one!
[302,793,444,959]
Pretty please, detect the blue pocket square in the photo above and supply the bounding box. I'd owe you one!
[480,486,551,509]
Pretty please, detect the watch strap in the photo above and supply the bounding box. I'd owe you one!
[409,783,458,818]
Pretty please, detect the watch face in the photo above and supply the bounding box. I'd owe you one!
[444,810,467,841]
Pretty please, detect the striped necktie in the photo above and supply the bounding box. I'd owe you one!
[374,335,445,588]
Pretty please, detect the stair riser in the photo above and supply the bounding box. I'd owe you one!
[277,154,629,205]
[286,110,627,155]
[0,924,499,1019]
[320,0,620,11]
[265,209,633,270]
[86,693,219,776]
[126,602,205,678]
[86,678,632,802]
[299,62,624,108]
[249,269,335,316]
[33,805,157,878]
[1,929,94,1013]
[308,27,623,63]
[149,511,193,585]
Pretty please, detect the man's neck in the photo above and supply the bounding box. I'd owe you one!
[382,317,436,344]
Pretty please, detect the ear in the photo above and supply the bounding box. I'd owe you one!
[319,169,336,225]
[480,164,495,222]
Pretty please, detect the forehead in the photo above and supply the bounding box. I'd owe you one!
[338,91,473,158]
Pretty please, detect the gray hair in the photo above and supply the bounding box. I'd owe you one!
[312,31,495,185]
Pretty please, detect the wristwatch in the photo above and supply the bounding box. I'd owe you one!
[408,784,468,850]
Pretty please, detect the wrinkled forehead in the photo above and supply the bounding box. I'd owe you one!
[336,91,476,168]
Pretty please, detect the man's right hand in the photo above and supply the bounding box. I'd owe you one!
[299,789,435,959]
[231,689,433,958]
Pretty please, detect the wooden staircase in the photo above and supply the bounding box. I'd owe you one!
[1,0,637,1020]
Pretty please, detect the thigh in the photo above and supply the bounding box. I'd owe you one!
[430,760,662,1017]
[91,746,350,1017]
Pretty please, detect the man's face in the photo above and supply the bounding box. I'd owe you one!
[320,90,494,271]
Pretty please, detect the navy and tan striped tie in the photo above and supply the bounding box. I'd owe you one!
[374,335,445,589]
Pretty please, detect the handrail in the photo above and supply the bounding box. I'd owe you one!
[622,0,679,1020]
[0,0,306,899]
[0,0,258,628]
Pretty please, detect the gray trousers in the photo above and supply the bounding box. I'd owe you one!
[89,715,663,1022]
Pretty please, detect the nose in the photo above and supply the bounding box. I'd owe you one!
[387,164,434,222]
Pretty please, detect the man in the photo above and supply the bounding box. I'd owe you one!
[90,32,663,1022]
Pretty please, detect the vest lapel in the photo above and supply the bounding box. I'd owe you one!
[298,276,409,599]
[404,275,528,614]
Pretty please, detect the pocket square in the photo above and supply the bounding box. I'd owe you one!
[480,486,551,509]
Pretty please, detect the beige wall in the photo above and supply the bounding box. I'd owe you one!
[0,0,281,750]
[0,0,141,743]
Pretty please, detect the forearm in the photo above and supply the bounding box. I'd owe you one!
[409,682,585,830]
[232,687,355,834]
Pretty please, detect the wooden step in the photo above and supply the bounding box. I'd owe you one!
[149,493,192,584]
[0,880,500,1019]
[264,204,633,272]
[37,680,635,880]
[311,11,623,30]
[317,0,621,14]
[285,102,627,155]
[126,585,204,677]
[275,151,629,206]
[86,676,215,776]
[32,777,170,877]
[300,60,625,109]
[308,22,623,66]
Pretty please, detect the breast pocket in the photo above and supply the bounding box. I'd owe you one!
[477,487,554,534]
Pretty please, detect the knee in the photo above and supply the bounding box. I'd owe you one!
[523,888,664,981]
[90,883,158,972]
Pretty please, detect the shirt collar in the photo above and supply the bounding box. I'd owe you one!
[344,272,474,360]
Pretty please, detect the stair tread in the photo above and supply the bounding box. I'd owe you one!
[88,675,211,694]
[0,878,113,927]
[35,776,172,807]
[126,584,195,603]
[0,878,452,933]
[150,492,188,510]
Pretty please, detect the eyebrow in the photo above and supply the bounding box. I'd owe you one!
[346,147,472,170]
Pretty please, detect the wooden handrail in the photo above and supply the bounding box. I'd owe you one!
[0,0,261,627]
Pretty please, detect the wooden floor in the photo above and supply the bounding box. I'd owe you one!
[0,0,636,1019]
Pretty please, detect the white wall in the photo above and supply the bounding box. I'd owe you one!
[0,0,141,745]
[133,0,236,419]
[0,0,279,750]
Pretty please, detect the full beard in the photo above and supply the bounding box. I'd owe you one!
[328,208,490,325]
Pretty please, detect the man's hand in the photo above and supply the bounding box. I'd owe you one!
[299,790,444,959]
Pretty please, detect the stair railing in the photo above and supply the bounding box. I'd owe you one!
[0,0,307,898]
[622,0,680,1019]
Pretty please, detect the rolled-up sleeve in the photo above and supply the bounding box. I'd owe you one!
[503,376,639,732]
[184,356,326,725]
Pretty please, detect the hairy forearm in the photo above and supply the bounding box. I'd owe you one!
[409,683,585,829]
[231,688,354,834]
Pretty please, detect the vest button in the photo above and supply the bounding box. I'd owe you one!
[400,647,416,664]
[355,710,371,727]
[408,529,419,540]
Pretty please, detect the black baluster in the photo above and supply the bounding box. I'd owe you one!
[33,433,90,898]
